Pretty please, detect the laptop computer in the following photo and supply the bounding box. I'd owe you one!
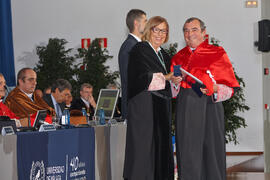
[33,110,47,129]
[17,110,47,132]
[94,89,120,120]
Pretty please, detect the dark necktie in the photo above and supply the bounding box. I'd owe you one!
[157,51,167,73]
[29,95,34,102]
[56,103,62,118]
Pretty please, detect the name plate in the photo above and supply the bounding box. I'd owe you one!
[108,119,118,125]
[39,124,56,132]
[88,120,97,127]
[1,126,15,136]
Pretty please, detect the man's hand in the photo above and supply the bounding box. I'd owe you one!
[19,118,29,127]
[89,95,96,109]
[200,84,218,95]
[171,75,182,85]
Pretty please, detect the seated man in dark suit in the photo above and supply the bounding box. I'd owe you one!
[65,92,73,109]
[71,83,96,119]
[43,79,72,119]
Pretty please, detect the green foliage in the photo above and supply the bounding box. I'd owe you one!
[210,37,221,47]
[210,37,250,144]
[223,72,249,144]
[34,38,75,90]
[163,43,178,134]
[164,42,249,144]
[74,39,119,98]
[164,43,178,58]
[34,38,119,100]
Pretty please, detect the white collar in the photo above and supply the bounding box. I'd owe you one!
[20,89,33,100]
[190,47,196,51]
[81,97,90,107]
[51,94,58,106]
[129,33,141,42]
[147,41,161,53]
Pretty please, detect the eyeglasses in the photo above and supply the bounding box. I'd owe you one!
[152,27,168,34]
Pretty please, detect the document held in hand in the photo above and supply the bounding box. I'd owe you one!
[177,66,206,97]
[179,67,205,87]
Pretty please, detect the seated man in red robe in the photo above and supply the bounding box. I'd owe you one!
[0,73,17,119]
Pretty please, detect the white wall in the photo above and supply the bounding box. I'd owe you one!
[11,0,263,151]
[261,0,270,172]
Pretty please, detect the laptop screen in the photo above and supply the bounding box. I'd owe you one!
[94,89,119,119]
[33,110,47,128]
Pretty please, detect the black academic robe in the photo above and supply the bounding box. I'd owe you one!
[171,41,239,180]
[123,42,174,180]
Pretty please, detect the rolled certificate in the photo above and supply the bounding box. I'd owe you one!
[180,67,204,85]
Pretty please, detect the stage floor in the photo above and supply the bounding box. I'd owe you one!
[226,154,268,180]
[227,172,270,180]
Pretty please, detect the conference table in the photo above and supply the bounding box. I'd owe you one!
[0,123,127,180]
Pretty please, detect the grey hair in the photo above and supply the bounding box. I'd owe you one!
[183,17,206,32]
[51,79,72,93]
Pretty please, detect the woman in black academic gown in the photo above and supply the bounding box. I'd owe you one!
[123,16,181,180]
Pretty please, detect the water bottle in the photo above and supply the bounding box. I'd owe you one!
[62,108,70,125]
[82,107,87,116]
[98,108,106,125]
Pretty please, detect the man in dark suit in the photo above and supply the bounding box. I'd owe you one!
[118,9,147,120]
[70,83,96,119]
[43,79,72,119]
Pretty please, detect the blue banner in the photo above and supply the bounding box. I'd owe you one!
[17,128,95,180]
[0,0,16,86]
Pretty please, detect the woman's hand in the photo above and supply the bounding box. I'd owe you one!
[164,72,182,84]
[164,72,173,81]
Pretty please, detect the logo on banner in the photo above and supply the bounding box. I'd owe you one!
[69,156,86,178]
[30,161,45,180]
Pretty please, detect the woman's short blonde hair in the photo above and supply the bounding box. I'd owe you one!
[142,16,169,43]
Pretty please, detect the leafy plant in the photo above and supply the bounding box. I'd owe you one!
[223,73,249,144]
[164,43,178,58]
[164,43,178,134]
[35,38,76,90]
[34,38,119,99]
[74,38,119,98]
[211,37,250,144]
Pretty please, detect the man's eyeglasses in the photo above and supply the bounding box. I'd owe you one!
[152,27,168,34]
